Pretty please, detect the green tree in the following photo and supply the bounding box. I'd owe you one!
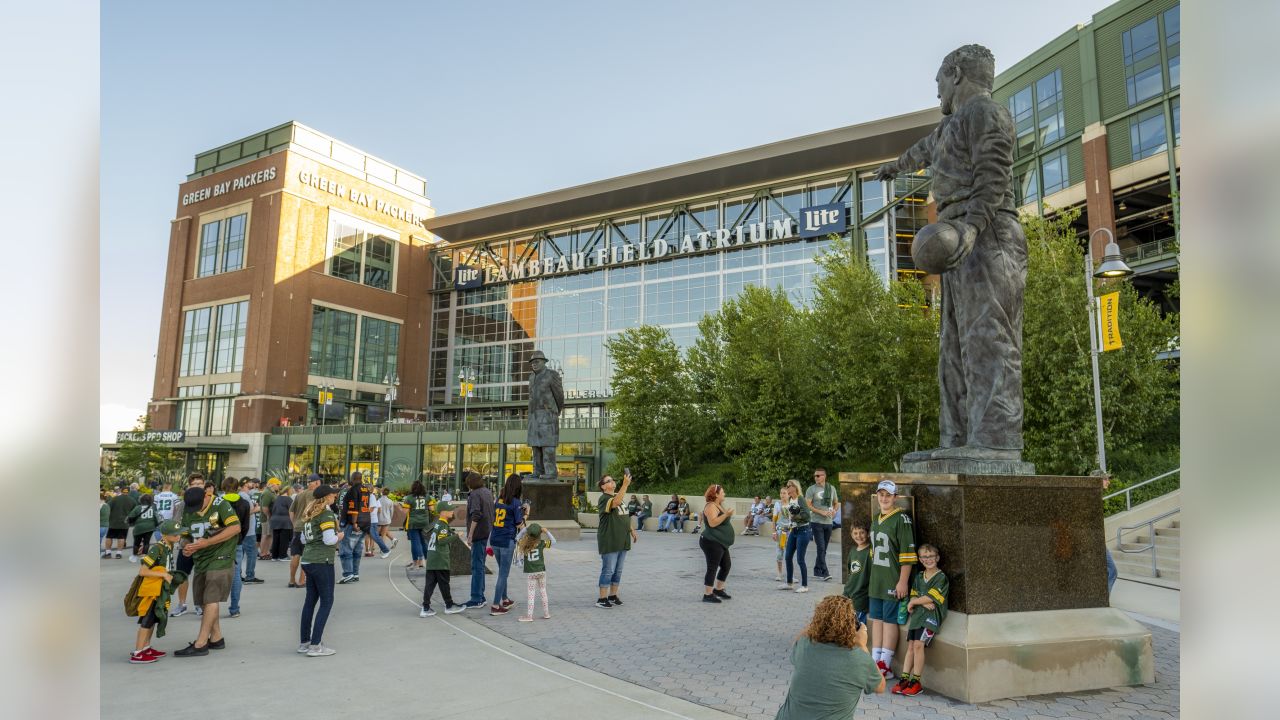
[1021,209,1180,478]
[690,285,820,485]
[112,415,185,486]
[810,236,940,468]
[604,326,713,485]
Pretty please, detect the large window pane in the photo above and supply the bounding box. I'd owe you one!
[1130,106,1167,160]
[207,397,232,436]
[212,300,247,374]
[309,305,357,379]
[1008,86,1035,157]
[1041,149,1069,195]
[221,214,246,272]
[1035,70,1064,146]
[358,316,401,383]
[363,234,395,290]
[197,221,219,278]
[180,307,212,376]
[1124,17,1163,106]
[330,219,362,283]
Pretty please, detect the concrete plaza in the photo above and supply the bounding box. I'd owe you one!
[100,530,1178,719]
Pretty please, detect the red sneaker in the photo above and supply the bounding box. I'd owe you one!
[143,647,166,658]
[129,651,156,664]
[890,678,907,695]
[501,598,515,608]
[901,680,923,696]
[876,660,893,678]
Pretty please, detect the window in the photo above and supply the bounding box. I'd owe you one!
[1130,106,1167,160]
[1171,97,1180,147]
[1008,86,1034,158]
[1015,165,1040,205]
[326,213,398,291]
[309,305,357,379]
[178,386,204,435]
[1035,70,1065,146]
[1123,17,1163,106]
[358,317,401,384]
[180,307,212,377]
[1165,6,1180,89]
[195,213,247,278]
[1041,149,1069,196]
[211,301,248,374]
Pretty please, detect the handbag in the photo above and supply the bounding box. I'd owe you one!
[123,575,145,617]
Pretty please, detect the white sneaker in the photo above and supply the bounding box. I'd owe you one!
[297,642,311,654]
[420,608,436,617]
[380,551,391,559]
[444,604,466,614]
[391,538,398,549]
[306,644,336,657]
[795,586,810,593]
[170,604,188,617]
[778,583,794,590]
[774,575,783,582]
[128,555,138,563]
[195,606,204,616]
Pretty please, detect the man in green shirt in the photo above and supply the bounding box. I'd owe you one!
[174,485,241,657]
[596,471,637,608]
[804,467,839,580]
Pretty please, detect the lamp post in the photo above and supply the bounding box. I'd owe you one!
[458,366,475,431]
[319,381,334,428]
[1085,228,1134,474]
[383,373,399,423]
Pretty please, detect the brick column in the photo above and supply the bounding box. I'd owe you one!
[1081,123,1116,262]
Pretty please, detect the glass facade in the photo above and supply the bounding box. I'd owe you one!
[196,213,247,278]
[327,211,397,291]
[180,300,247,377]
[175,382,239,436]
[428,175,917,411]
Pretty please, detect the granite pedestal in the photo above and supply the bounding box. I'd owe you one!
[839,472,1154,701]
[521,481,581,541]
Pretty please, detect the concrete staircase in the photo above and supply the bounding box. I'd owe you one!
[1104,489,1181,589]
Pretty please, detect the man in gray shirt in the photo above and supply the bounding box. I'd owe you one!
[805,468,839,581]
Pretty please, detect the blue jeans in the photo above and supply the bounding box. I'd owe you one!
[492,541,515,604]
[1105,547,1117,593]
[369,525,390,553]
[599,550,628,588]
[635,513,649,530]
[99,527,107,550]
[811,523,833,577]
[658,513,677,530]
[408,528,427,561]
[239,533,258,579]
[339,526,364,576]
[300,563,335,644]
[673,516,686,531]
[229,553,242,614]
[785,525,812,586]
[468,538,489,605]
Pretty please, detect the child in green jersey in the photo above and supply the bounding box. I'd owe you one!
[515,522,557,622]
[842,521,872,626]
[298,485,341,657]
[419,502,467,617]
[894,544,948,696]
[129,521,181,664]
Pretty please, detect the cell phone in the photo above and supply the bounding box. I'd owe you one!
[624,467,631,477]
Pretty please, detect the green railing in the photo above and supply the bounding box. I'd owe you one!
[276,416,609,435]
[1122,236,1177,264]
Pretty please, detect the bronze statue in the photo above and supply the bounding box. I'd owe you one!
[526,350,564,481]
[876,44,1027,466]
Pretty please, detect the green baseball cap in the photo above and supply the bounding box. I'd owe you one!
[435,501,455,513]
[159,520,182,536]
[526,522,542,537]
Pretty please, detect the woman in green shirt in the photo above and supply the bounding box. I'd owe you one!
[699,484,735,603]
[595,471,637,608]
[775,595,885,719]
[298,485,341,657]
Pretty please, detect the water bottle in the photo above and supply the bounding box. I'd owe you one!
[897,594,909,625]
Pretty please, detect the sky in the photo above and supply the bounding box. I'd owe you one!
[101,0,1115,443]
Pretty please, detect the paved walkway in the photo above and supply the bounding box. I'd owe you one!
[407,530,1180,720]
[100,530,1179,719]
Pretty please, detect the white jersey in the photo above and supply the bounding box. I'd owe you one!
[153,491,180,520]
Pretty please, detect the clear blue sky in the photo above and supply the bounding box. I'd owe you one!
[101,0,1112,441]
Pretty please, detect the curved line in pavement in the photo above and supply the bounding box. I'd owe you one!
[384,552,697,720]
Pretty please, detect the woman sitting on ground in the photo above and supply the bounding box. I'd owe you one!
[775,595,885,719]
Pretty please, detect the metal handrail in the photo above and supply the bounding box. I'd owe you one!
[273,415,610,435]
[1121,236,1177,263]
[1103,468,1180,512]
[1114,507,1180,578]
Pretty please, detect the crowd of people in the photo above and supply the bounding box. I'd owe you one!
[106,465,951,711]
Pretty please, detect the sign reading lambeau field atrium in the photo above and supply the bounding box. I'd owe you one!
[454,203,847,290]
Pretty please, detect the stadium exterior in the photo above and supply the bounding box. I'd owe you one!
[110,0,1180,491]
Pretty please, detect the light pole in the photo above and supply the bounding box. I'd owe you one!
[1085,227,1134,474]
[458,366,475,431]
[319,381,334,428]
[383,373,399,423]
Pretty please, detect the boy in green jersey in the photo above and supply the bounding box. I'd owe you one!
[174,486,241,657]
[895,544,948,696]
[129,520,182,664]
[516,523,557,621]
[842,521,872,626]
[867,479,916,679]
[419,502,467,617]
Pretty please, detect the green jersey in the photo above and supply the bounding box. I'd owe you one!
[521,538,551,573]
[424,519,456,571]
[140,541,173,572]
[597,493,632,555]
[907,569,949,631]
[406,495,432,529]
[842,544,872,612]
[99,503,109,528]
[180,496,241,573]
[258,489,277,526]
[128,504,158,535]
[300,509,339,565]
[868,508,916,600]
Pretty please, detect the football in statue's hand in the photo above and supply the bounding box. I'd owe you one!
[911,222,961,274]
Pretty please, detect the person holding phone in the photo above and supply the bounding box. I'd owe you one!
[595,469,638,608]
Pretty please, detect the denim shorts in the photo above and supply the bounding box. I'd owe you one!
[869,596,903,624]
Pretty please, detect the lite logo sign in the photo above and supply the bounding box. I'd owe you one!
[799,203,846,238]
[455,203,848,289]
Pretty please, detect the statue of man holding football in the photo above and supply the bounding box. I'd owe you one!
[876,44,1028,466]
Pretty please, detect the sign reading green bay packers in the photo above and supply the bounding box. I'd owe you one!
[460,216,803,289]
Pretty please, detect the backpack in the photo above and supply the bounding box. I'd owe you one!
[123,575,145,617]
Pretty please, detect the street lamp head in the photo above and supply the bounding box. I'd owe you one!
[1095,240,1134,278]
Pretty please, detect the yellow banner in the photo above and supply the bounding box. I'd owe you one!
[1098,292,1123,352]
[459,382,474,398]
